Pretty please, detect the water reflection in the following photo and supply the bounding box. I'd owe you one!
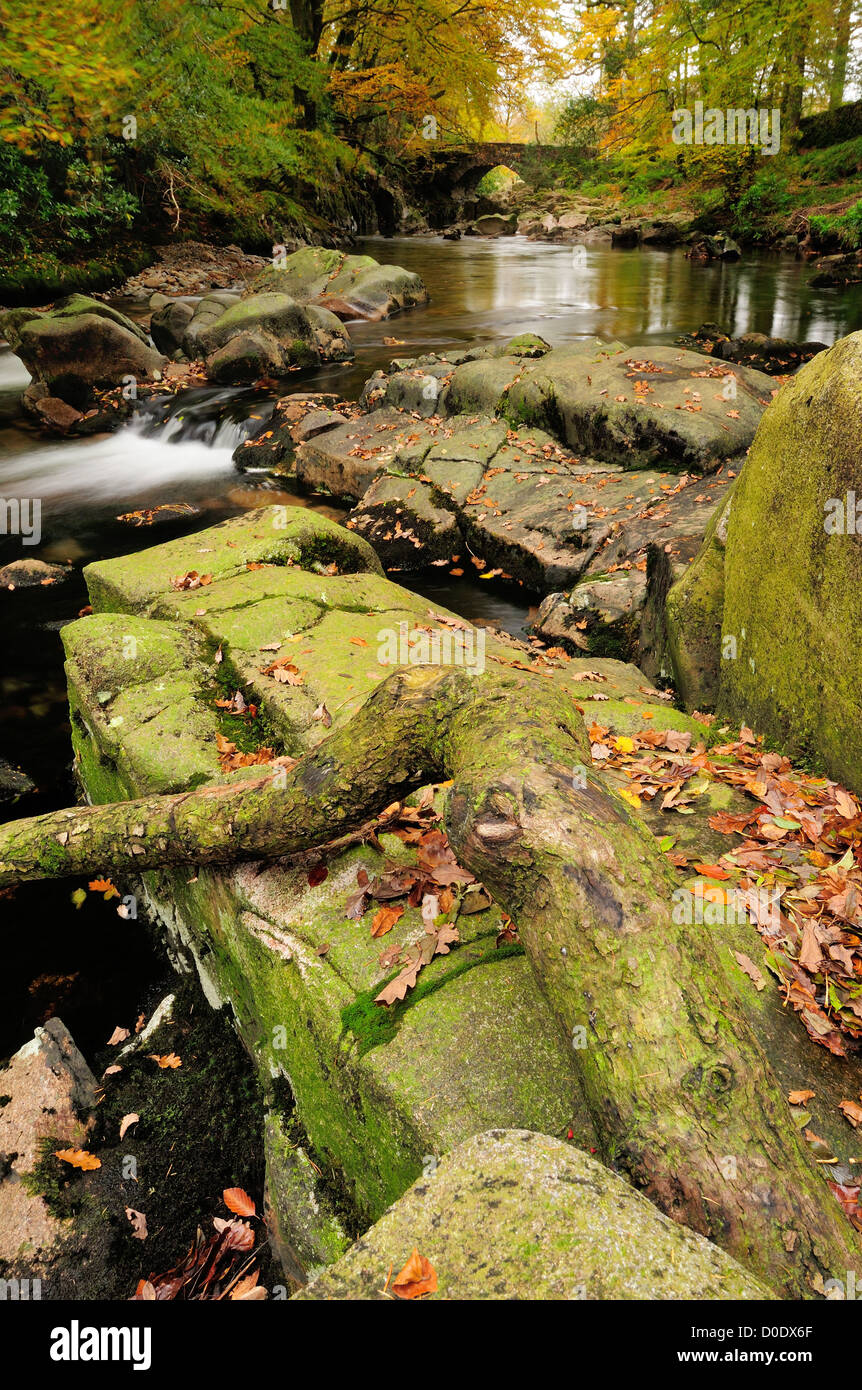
[353,236,862,350]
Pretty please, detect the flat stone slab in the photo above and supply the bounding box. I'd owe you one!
[296,1129,772,1300]
[363,340,773,473]
[294,405,735,635]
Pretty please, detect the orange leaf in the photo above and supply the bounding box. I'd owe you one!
[391,1247,438,1299]
[840,1100,862,1128]
[147,1053,182,1069]
[89,877,119,899]
[371,904,405,938]
[54,1147,101,1171]
[693,863,730,880]
[223,1186,256,1218]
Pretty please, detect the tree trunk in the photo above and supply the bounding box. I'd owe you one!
[830,0,853,108]
[0,666,858,1295]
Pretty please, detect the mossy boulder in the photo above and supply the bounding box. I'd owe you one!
[296,1129,773,1300]
[718,334,862,790]
[0,295,165,409]
[247,249,427,321]
[196,293,319,379]
[65,507,598,1268]
[664,486,734,709]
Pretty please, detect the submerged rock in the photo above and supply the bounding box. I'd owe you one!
[680,323,828,375]
[688,232,742,263]
[296,1129,772,1300]
[0,557,71,588]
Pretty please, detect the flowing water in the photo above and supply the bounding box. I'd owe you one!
[1,234,860,1053]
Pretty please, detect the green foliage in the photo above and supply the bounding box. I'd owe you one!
[798,100,862,150]
[809,198,862,248]
[730,168,792,241]
[554,94,612,160]
[796,135,862,185]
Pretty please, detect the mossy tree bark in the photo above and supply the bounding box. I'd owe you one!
[0,666,858,1295]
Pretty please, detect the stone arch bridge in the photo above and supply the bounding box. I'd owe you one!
[401,142,567,227]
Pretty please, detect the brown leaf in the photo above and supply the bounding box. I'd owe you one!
[307,862,328,887]
[223,1186,256,1218]
[147,1053,182,1069]
[391,1248,438,1299]
[213,1217,255,1251]
[839,1099,862,1128]
[788,1089,816,1106]
[107,1026,130,1046]
[371,904,405,939]
[312,702,332,728]
[119,1113,140,1140]
[125,1207,148,1240]
[733,952,765,991]
[375,952,422,1006]
[229,1272,263,1300]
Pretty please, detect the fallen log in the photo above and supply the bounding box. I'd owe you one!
[1,664,859,1295]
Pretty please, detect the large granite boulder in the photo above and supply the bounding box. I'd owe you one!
[296,1129,772,1300]
[716,333,862,793]
[367,341,773,473]
[0,295,166,409]
[247,248,427,321]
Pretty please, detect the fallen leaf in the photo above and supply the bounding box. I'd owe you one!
[119,1113,140,1140]
[54,1148,101,1171]
[223,1187,256,1218]
[788,1090,816,1106]
[89,877,119,899]
[840,1099,862,1128]
[391,1247,438,1299]
[125,1207,148,1240]
[371,904,405,938]
[733,952,765,991]
[107,1026,130,1046]
[147,1053,182,1069]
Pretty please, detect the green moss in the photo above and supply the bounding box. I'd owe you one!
[341,941,525,1056]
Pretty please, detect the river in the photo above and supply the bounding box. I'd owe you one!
[1,234,859,1053]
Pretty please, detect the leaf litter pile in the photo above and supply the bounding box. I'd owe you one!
[131,1187,267,1301]
[591,720,862,1058]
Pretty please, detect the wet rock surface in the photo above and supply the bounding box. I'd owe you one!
[275,332,759,654]
[679,322,828,375]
